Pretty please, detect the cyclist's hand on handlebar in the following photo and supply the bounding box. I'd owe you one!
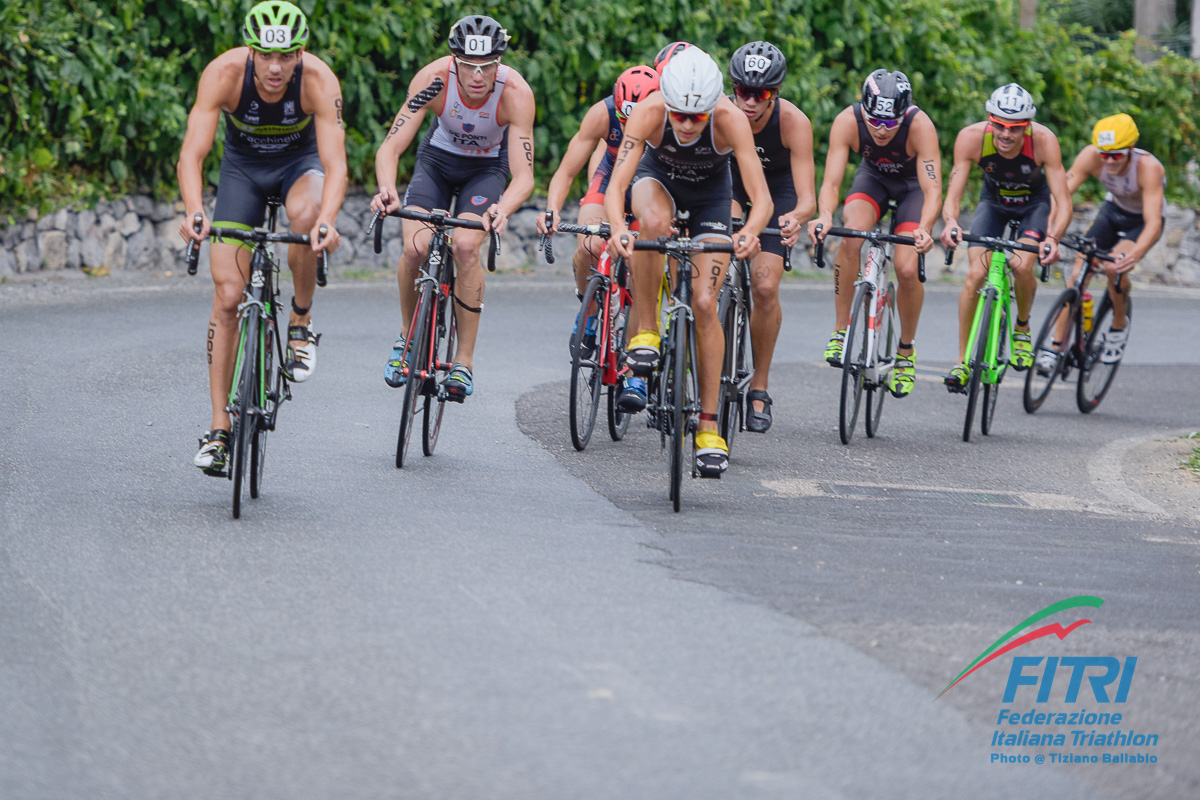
[310,220,340,252]
[536,208,560,236]
[1039,237,1060,266]
[371,187,402,216]
[912,226,934,254]
[940,220,961,249]
[179,211,210,244]
[608,222,634,260]
[733,233,760,260]
[1112,251,1139,275]
[778,211,802,247]
[483,205,508,234]
[807,214,832,245]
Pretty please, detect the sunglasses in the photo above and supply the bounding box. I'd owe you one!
[734,84,775,103]
[865,115,901,130]
[988,115,1029,131]
[454,56,501,76]
[668,110,711,124]
[1099,149,1130,160]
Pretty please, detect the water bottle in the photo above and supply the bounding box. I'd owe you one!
[1082,292,1094,333]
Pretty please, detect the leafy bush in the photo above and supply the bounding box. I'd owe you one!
[1,0,1197,216]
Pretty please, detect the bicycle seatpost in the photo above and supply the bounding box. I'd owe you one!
[316,224,328,287]
[186,213,203,275]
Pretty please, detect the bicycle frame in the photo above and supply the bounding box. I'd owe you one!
[964,246,1013,386]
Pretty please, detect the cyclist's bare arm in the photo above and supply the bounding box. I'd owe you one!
[604,95,659,259]
[541,100,610,232]
[302,54,348,250]
[779,98,816,246]
[808,107,856,242]
[910,110,942,252]
[1037,125,1071,260]
[176,52,243,242]
[490,73,537,232]
[715,98,771,257]
[1123,156,1167,269]
[373,59,448,213]
[586,138,607,182]
[940,124,984,246]
[1065,145,1102,194]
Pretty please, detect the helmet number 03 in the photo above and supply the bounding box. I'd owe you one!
[261,25,293,49]
[744,54,771,73]
[464,34,491,55]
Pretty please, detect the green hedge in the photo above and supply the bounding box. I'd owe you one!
[2,0,1197,216]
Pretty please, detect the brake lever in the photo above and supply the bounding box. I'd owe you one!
[316,224,328,287]
[186,213,204,275]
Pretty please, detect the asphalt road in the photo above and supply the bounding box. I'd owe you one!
[1,268,1198,799]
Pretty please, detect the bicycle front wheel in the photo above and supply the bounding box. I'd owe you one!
[397,288,432,468]
[231,307,260,518]
[865,281,895,439]
[716,285,743,453]
[666,315,692,512]
[839,283,869,444]
[569,275,605,450]
[250,314,279,499]
[981,307,1008,436]
[963,292,994,443]
[1024,288,1077,414]
[1077,292,1131,413]
[423,295,456,456]
[607,283,632,441]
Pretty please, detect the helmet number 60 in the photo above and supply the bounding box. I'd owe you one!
[744,55,771,73]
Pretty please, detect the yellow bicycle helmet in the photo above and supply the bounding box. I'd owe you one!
[1092,114,1139,151]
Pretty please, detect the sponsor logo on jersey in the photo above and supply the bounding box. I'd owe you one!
[471,195,488,206]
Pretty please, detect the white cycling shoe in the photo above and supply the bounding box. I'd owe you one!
[287,323,320,382]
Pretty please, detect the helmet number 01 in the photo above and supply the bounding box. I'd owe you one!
[261,25,293,49]
[744,54,771,73]
[464,34,491,55]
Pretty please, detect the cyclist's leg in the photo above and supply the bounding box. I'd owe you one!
[747,248,783,405]
[827,177,880,361]
[685,195,734,435]
[626,176,675,373]
[282,158,326,380]
[1104,207,1155,331]
[1008,200,1050,369]
[891,182,925,351]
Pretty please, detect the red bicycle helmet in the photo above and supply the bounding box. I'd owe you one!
[613,65,660,121]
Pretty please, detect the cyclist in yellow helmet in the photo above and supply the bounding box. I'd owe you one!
[1050,114,1165,366]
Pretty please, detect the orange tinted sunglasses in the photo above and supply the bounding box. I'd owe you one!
[668,110,711,124]
[988,115,1029,131]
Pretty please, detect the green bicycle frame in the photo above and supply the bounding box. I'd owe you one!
[963,249,1012,385]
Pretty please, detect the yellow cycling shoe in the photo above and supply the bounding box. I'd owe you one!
[695,430,729,478]
[626,331,661,377]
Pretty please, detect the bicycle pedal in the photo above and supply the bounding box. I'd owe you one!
[202,466,228,479]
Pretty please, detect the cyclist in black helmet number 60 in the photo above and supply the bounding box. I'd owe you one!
[372,14,537,402]
[728,41,816,433]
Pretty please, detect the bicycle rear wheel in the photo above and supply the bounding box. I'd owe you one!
[716,285,743,452]
[607,286,632,441]
[423,295,455,456]
[231,308,259,518]
[569,275,605,450]
[865,282,895,439]
[839,283,869,444]
[250,314,279,499]
[1077,292,1131,413]
[963,292,994,443]
[1024,288,1077,414]
[397,288,431,469]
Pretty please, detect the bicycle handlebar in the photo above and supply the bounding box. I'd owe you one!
[185,214,203,275]
[369,207,500,272]
[186,219,329,281]
[1058,234,1117,263]
[625,236,736,254]
[812,224,926,282]
[943,227,1052,281]
[731,217,791,271]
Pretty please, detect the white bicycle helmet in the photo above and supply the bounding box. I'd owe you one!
[985,83,1036,120]
[659,46,724,114]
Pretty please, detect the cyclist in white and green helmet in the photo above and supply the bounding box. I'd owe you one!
[178,0,348,475]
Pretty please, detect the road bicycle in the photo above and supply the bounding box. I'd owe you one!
[944,223,1047,442]
[539,217,633,450]
[814,203,924,444]
[1024,235,1124,414]
[717,220,789,453]
[627,234,736,512]
[370,206,499,468]
[185,199,328,518]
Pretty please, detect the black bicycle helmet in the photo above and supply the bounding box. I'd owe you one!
[861,68,912,120]
[447,15,509,59]
[729,41,787,88]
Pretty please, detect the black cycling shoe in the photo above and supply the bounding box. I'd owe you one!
[745,390,773,433]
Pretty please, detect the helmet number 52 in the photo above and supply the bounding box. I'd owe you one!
[261,25,292,49]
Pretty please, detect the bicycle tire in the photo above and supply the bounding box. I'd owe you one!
[607,285,632,441]
[716,284,742,452]
[397,286,432,469]
[1023,288,1077,413]
[963,292,994,443]
[423,291,455,456]
[231,307,259,518]
[1077,292,1131,413]
[865,281,895,438]
[839,283,869,444]
[250,314,278,499]
[668,314,691,513]
[981,307,1008,436]
[569,275,605,450]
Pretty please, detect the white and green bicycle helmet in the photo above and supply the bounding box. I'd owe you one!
[243,1,310,53]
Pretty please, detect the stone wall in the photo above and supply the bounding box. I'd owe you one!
[3,191,1198,286]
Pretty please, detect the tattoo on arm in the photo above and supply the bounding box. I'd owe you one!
[521,135,533,168]
[385,110,410,141]
[614,138,636,170]
[334,98,344,130]
[923,159,937,183]
[407,78,445,112]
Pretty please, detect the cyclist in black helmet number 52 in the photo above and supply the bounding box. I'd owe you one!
[178,0,348,475]
[372,14,537,403]
[606,46,773,477]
